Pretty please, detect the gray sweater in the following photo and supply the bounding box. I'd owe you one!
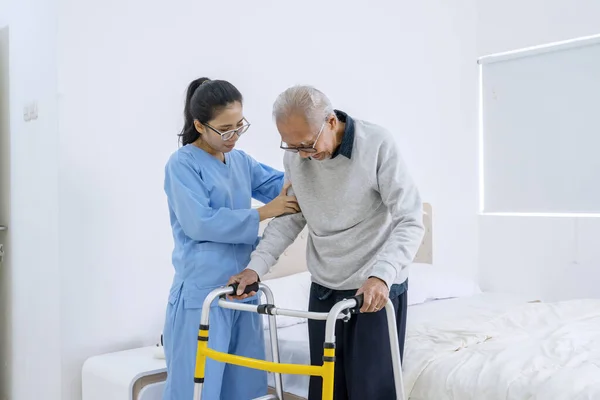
[246,114,424,290]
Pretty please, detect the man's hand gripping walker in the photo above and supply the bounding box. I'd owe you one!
[193,282,406,400]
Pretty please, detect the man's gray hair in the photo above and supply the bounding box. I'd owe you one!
[272,85,334,128]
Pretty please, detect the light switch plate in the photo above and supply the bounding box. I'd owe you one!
[23,102,38,121]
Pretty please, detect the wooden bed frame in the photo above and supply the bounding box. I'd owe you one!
[267,387,306,400]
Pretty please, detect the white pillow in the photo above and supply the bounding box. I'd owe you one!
[407,263,481,306]
[260,271,312,329]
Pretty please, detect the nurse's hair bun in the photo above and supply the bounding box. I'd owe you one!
[190,77,211,93]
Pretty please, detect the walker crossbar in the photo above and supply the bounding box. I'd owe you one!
[217,298,351,321]
[192,282,406,400]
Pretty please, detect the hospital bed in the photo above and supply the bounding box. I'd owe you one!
[260,203,600,399]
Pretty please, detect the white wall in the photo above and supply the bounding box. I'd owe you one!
[477,0,600,301]
[0,0,9,27]
[1,0,478,399]
[5,0,62,399]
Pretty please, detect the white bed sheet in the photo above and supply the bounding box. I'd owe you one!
[405,297,600,400]
[264,292,539,399]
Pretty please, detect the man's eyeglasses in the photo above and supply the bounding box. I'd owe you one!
[280,122,325,153]
[203,118,251,141]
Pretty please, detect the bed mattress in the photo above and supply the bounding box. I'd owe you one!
[404,295,600,400]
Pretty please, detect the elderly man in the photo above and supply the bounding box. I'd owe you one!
[229,85,424,400]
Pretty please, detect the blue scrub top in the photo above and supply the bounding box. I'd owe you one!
[164,144,284,308]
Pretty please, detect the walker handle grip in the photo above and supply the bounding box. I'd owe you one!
[229,281,260,296]
[349,293,364,314]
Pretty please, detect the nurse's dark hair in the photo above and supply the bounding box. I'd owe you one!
[179,77,243,146]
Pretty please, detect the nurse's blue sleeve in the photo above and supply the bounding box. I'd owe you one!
[165,153,260,245]
[247,156,284,204]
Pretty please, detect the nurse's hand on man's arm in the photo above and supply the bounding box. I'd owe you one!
[355,277,389,313]
[257,182,300,221]
[227,269,260,300]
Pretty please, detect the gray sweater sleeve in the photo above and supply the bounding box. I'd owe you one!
[369,136,425,289]
[244,164,307,278]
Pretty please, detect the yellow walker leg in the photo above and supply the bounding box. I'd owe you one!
[321,343,336,400]
[193,324,209,399]
[191,283,405,400]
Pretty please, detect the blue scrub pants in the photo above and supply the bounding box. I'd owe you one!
[162,287,268,400]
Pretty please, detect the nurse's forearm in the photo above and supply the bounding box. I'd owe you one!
[257,196,301,221]
[257,205,291,221]
[257,206,273,221]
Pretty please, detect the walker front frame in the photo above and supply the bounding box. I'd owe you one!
[192,282,406,400]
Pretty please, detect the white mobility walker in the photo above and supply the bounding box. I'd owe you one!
[193,281,406,400]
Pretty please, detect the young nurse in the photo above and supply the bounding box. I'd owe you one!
[162,78,299,399]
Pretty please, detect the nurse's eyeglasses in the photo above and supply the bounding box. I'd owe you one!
[203,118,251,141]
[280,122,325,153]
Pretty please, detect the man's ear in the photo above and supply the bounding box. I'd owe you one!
[194,120,204,134]
[327,113,337,130]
